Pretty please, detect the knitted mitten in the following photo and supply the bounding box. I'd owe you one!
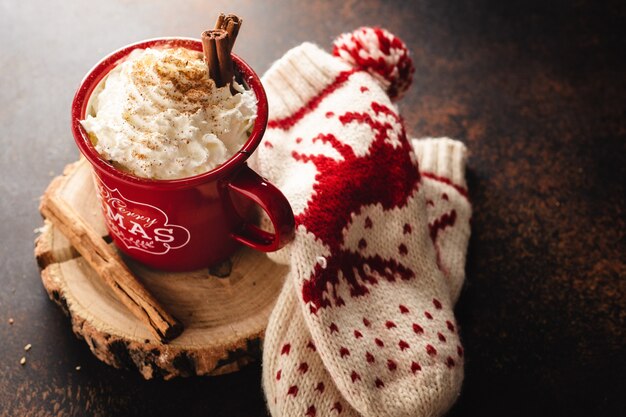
[262,138,471,417]
[257,28,469,417]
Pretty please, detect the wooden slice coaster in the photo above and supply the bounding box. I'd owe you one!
[35,159,288,379]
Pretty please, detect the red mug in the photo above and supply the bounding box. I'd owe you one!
[71,38,295,271]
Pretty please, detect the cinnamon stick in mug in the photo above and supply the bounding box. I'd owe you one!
[201,30,222,86]
[214,30,234,87]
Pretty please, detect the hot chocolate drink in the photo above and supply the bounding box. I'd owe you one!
[80,47,257,180]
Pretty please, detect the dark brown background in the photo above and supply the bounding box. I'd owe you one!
[1,0,624,416]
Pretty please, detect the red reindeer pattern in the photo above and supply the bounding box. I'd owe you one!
[291,101,421,311]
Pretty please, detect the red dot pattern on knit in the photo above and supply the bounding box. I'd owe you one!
[279,299,462,381]
[275,334,355,415]
[351,371,361,382]
[287,385,298,397]
[426,345,437,356]
[273,301,464,412]
[447,321,456,332]
[299,362,309,373]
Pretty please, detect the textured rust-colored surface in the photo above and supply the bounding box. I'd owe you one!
[1,0,624,416]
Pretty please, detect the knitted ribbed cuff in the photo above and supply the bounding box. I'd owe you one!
[412,137,468,188]
[262,42,352,121]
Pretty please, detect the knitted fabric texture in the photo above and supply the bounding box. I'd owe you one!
[257,29,471,417]
[333,27,414,100]
[262,138,471,417]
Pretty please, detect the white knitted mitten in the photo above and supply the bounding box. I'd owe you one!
[258,28,470,417]
[262,138,471,417]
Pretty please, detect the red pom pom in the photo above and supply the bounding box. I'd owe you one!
[333,27,414,100]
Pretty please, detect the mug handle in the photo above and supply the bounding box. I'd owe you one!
[227,165,295,252]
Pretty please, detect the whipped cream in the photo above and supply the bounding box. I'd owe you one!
[81,47,257,180]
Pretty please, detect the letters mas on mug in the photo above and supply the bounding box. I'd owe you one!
[94,179,191,255]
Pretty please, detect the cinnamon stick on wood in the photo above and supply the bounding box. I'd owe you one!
[40,193,183,343]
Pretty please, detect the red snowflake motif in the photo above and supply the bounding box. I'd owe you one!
[293,102,420,309]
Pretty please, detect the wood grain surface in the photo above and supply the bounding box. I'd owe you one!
[35,160,288,380]
[0,0,624,416]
